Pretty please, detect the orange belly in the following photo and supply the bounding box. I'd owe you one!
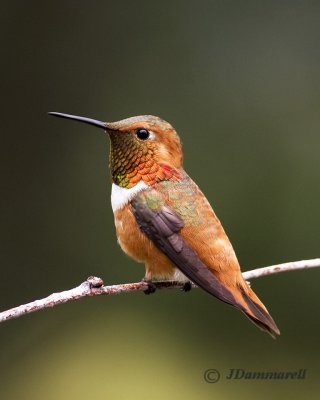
[114,204,187,281]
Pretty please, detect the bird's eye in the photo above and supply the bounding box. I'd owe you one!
[136,128,150,140]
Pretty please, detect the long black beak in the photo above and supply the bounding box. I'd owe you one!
[48,112,106,130]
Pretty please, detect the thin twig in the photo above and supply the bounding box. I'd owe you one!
[242,258,320,280]
[0,258,319,323]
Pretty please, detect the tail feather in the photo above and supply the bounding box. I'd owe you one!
[237,284,280,339]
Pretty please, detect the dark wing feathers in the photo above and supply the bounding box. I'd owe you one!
[132,198,280,338]
[131,199,237,306]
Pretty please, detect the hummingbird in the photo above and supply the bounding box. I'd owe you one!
[49,111,280,338]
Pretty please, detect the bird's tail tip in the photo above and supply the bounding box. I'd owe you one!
[239,286,280,339]
[246,312,280,339]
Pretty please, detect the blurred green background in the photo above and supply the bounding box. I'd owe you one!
[0,1,319,399]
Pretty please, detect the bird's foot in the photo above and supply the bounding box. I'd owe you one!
[181,281,192,292]
[142,279,157,295]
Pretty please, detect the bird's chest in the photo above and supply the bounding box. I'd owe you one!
[113,204,153,263]
[113,203,182,280]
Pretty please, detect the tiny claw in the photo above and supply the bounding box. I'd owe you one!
[143,281,157,295]
[181,281,192,292]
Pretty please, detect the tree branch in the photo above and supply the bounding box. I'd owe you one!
[0,258,319,323]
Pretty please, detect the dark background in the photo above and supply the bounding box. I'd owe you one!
[0,1,319,399]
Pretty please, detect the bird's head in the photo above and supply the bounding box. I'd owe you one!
[49,112,183,188]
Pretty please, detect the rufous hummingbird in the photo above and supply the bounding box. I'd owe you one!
[49,111,280,338]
